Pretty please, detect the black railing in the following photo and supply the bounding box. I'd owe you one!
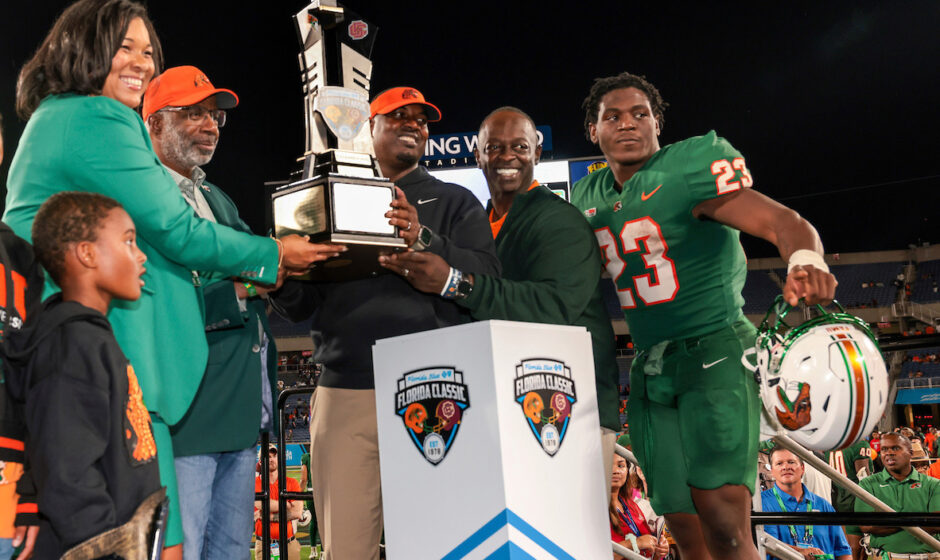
[256,386,315,560]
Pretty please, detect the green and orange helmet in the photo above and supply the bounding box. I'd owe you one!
[754,296,888,451]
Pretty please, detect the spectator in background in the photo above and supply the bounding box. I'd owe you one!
[761,448,851,560]
[254,445,301,560]
[610,454,668,559]
[825,438,873,559]
[857,433,940,557]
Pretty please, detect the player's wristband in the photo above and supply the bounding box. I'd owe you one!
[243,282,258,298]
[787,249,829,274]
[440,267,461,299]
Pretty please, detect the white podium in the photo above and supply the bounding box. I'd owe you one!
[373,320,610,559]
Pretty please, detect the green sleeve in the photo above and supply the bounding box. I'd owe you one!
[67,100,278,283]
[928,478,940,511]
[461,201,601,325]
[681,131,752,209]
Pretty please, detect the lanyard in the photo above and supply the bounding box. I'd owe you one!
[772,486,814,544]
[617,496,642,537]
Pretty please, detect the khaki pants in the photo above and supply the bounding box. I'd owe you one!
[309,387,383,560]
[254,536,300,560]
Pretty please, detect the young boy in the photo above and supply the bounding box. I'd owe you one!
[4,192,160,558]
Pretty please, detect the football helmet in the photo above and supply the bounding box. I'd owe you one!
[754,296,888,451]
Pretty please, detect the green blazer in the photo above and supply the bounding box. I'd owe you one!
[3,94,279,425]
[170,181,279,455]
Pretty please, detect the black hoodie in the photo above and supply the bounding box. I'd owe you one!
[5,294,161,558]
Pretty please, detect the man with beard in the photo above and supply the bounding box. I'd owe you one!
[379,107,620,486]
[856,432,940,557]
[271,87,498,559]
[143,66,295,559]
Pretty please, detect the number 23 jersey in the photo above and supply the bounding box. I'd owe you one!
[571,131,754,349]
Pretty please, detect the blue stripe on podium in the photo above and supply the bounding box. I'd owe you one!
[485,541,536,559]
[443,508,576,560]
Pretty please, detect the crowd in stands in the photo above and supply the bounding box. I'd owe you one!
[901,347,940,379]
[911,262,940,303]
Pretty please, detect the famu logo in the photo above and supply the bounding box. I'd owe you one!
[775,381,812,430]
[395,367,470,465]
[514,359,577,456]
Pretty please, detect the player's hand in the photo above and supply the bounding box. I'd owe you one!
[378,251,451,294]
[783,265,837,306]
[278,235,346,271]
[386,187,420,246]
[13,524,39,559]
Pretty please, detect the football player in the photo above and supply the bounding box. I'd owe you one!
[571,72,837,560]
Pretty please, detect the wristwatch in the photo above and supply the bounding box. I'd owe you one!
[411,225,433,251]
[455,274,474,300]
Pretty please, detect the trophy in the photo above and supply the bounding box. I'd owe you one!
[270,0,406,281]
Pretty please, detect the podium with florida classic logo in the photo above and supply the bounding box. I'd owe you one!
[372,320,610,559]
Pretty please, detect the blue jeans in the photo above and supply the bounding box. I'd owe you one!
[0,538,13,560]
[175,447,257,560]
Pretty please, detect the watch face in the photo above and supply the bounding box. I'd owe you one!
[456,279,473,299]
[420,226,432,245]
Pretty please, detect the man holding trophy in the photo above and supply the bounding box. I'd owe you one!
[268,3,497,557]
[272,85,498,559]
[267,8,500,558]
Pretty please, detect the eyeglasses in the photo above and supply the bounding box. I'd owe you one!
[161,105,227,127]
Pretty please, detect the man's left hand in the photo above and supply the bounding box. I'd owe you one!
[386,187,420,246]
[783,265,837,306]
[379,251,451,294]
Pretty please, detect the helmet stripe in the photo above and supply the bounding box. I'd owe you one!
[833,336,855,447]
[837,335,868,447]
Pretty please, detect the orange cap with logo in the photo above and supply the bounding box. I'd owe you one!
[142,65,238,122]
[369,87,441,122]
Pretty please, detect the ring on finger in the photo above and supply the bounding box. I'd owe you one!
[406,221,413,232]
[403,268,410,277]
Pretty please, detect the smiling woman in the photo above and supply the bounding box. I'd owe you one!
[14,0,163,119]
[99,17,154,109]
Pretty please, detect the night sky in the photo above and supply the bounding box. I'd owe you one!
[2,1,937,258]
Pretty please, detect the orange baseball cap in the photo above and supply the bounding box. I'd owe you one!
[142,65,238,122]
[369,87,441,122]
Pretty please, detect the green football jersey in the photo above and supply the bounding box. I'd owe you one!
[571,131,754,349]
[825,439,873,483]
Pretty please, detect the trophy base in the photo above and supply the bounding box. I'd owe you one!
[302,234,406,282]
[271,173,408,283]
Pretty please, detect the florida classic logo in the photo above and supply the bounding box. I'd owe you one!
[314,86,369,141]
[514,359,577,456]
[395,367,470,465]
